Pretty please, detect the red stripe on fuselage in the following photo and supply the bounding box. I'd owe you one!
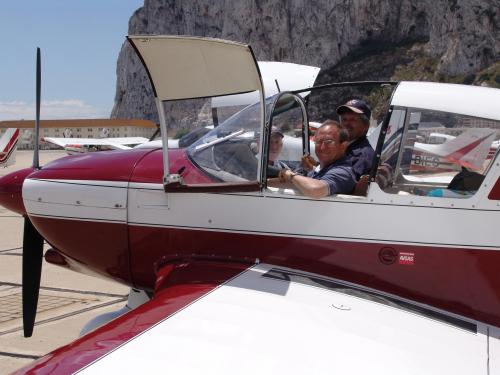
[128,224,500,327]
[488,177,500,200]
[33,214,500,328]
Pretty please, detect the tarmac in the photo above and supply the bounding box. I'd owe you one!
[0,151,129,374]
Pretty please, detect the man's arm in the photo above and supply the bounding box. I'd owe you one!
[280,170,329,198]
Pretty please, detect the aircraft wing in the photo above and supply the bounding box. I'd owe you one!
[15,262,490,374]
[104,137,149,146]
[42,137,145,150]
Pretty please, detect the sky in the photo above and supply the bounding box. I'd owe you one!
[0,1,143,120]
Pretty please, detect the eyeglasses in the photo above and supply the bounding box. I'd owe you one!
[314,139,336,146]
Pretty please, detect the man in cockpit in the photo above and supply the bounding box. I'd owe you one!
[336,99,375,180]
[278,120,356,198]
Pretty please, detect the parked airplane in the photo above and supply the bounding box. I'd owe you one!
[2,37,500,374]
[42,136,151,154]
[0,128,20,167]
[381,126,498,173]
[367,121,498,179]
[0,119,157,158]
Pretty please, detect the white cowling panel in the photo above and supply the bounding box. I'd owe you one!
[23,179,128,223]
[128,35,263,101]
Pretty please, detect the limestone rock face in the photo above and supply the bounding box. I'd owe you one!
[428,0,499,76]
[112,0,499,125]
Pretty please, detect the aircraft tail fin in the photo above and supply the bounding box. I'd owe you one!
[0,128,20,167]
[416,128,496,170]
[441,128,496,170]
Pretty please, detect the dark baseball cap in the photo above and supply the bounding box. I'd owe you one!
[271,126,284,138]
[337,99,371,119]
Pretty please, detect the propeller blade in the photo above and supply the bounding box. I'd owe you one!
[33,47,41,169]
[22,217,44,337]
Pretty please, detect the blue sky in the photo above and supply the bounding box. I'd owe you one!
[0,1,143,120]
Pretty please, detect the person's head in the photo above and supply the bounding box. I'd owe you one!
[336,99,371,141]
[314,120,350,167]
[269,126,284,163]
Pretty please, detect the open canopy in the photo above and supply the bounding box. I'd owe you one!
[127,35,263,101]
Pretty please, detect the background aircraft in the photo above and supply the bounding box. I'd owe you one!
[0,128,19,167]
[0,128,20,167]
[42,135,151,154]
[369,121,498,177]
[0,118,157,159]
[411,128,497,172]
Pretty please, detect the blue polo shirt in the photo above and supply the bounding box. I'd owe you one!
[308,156,356,195]
[346,136,374,180]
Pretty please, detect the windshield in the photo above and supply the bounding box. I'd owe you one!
[187,94,306,182]
[187,97,275,182]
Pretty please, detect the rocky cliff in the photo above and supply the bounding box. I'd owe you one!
[111,0,500,126]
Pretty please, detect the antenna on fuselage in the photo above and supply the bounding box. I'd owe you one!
[32,47,41,169]
[275,79,281,93]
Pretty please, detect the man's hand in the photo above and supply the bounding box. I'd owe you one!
[278,169,291,183]
[301,154,318,171]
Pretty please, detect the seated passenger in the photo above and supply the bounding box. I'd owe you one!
[336,99,375,180]
[268,127,289,169]
[278,121,356,198]
[427,167,485,198]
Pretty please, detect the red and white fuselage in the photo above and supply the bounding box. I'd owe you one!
[4,145,497,373]
[3,36,500,373]
[13,144,500,326]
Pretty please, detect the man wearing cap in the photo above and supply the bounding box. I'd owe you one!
[277,121,356,198]
[336,99,375,180]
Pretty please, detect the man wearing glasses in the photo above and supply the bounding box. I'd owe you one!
[278,120,356,198]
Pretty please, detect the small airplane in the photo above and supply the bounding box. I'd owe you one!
[411,130,497,172]
[42,135,151,154]
[378,125,498,173]
[2,37,500,374]
[0,128,20,168]
[0,118,158,158]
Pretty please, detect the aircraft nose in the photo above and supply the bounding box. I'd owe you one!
[0,167,35,216]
